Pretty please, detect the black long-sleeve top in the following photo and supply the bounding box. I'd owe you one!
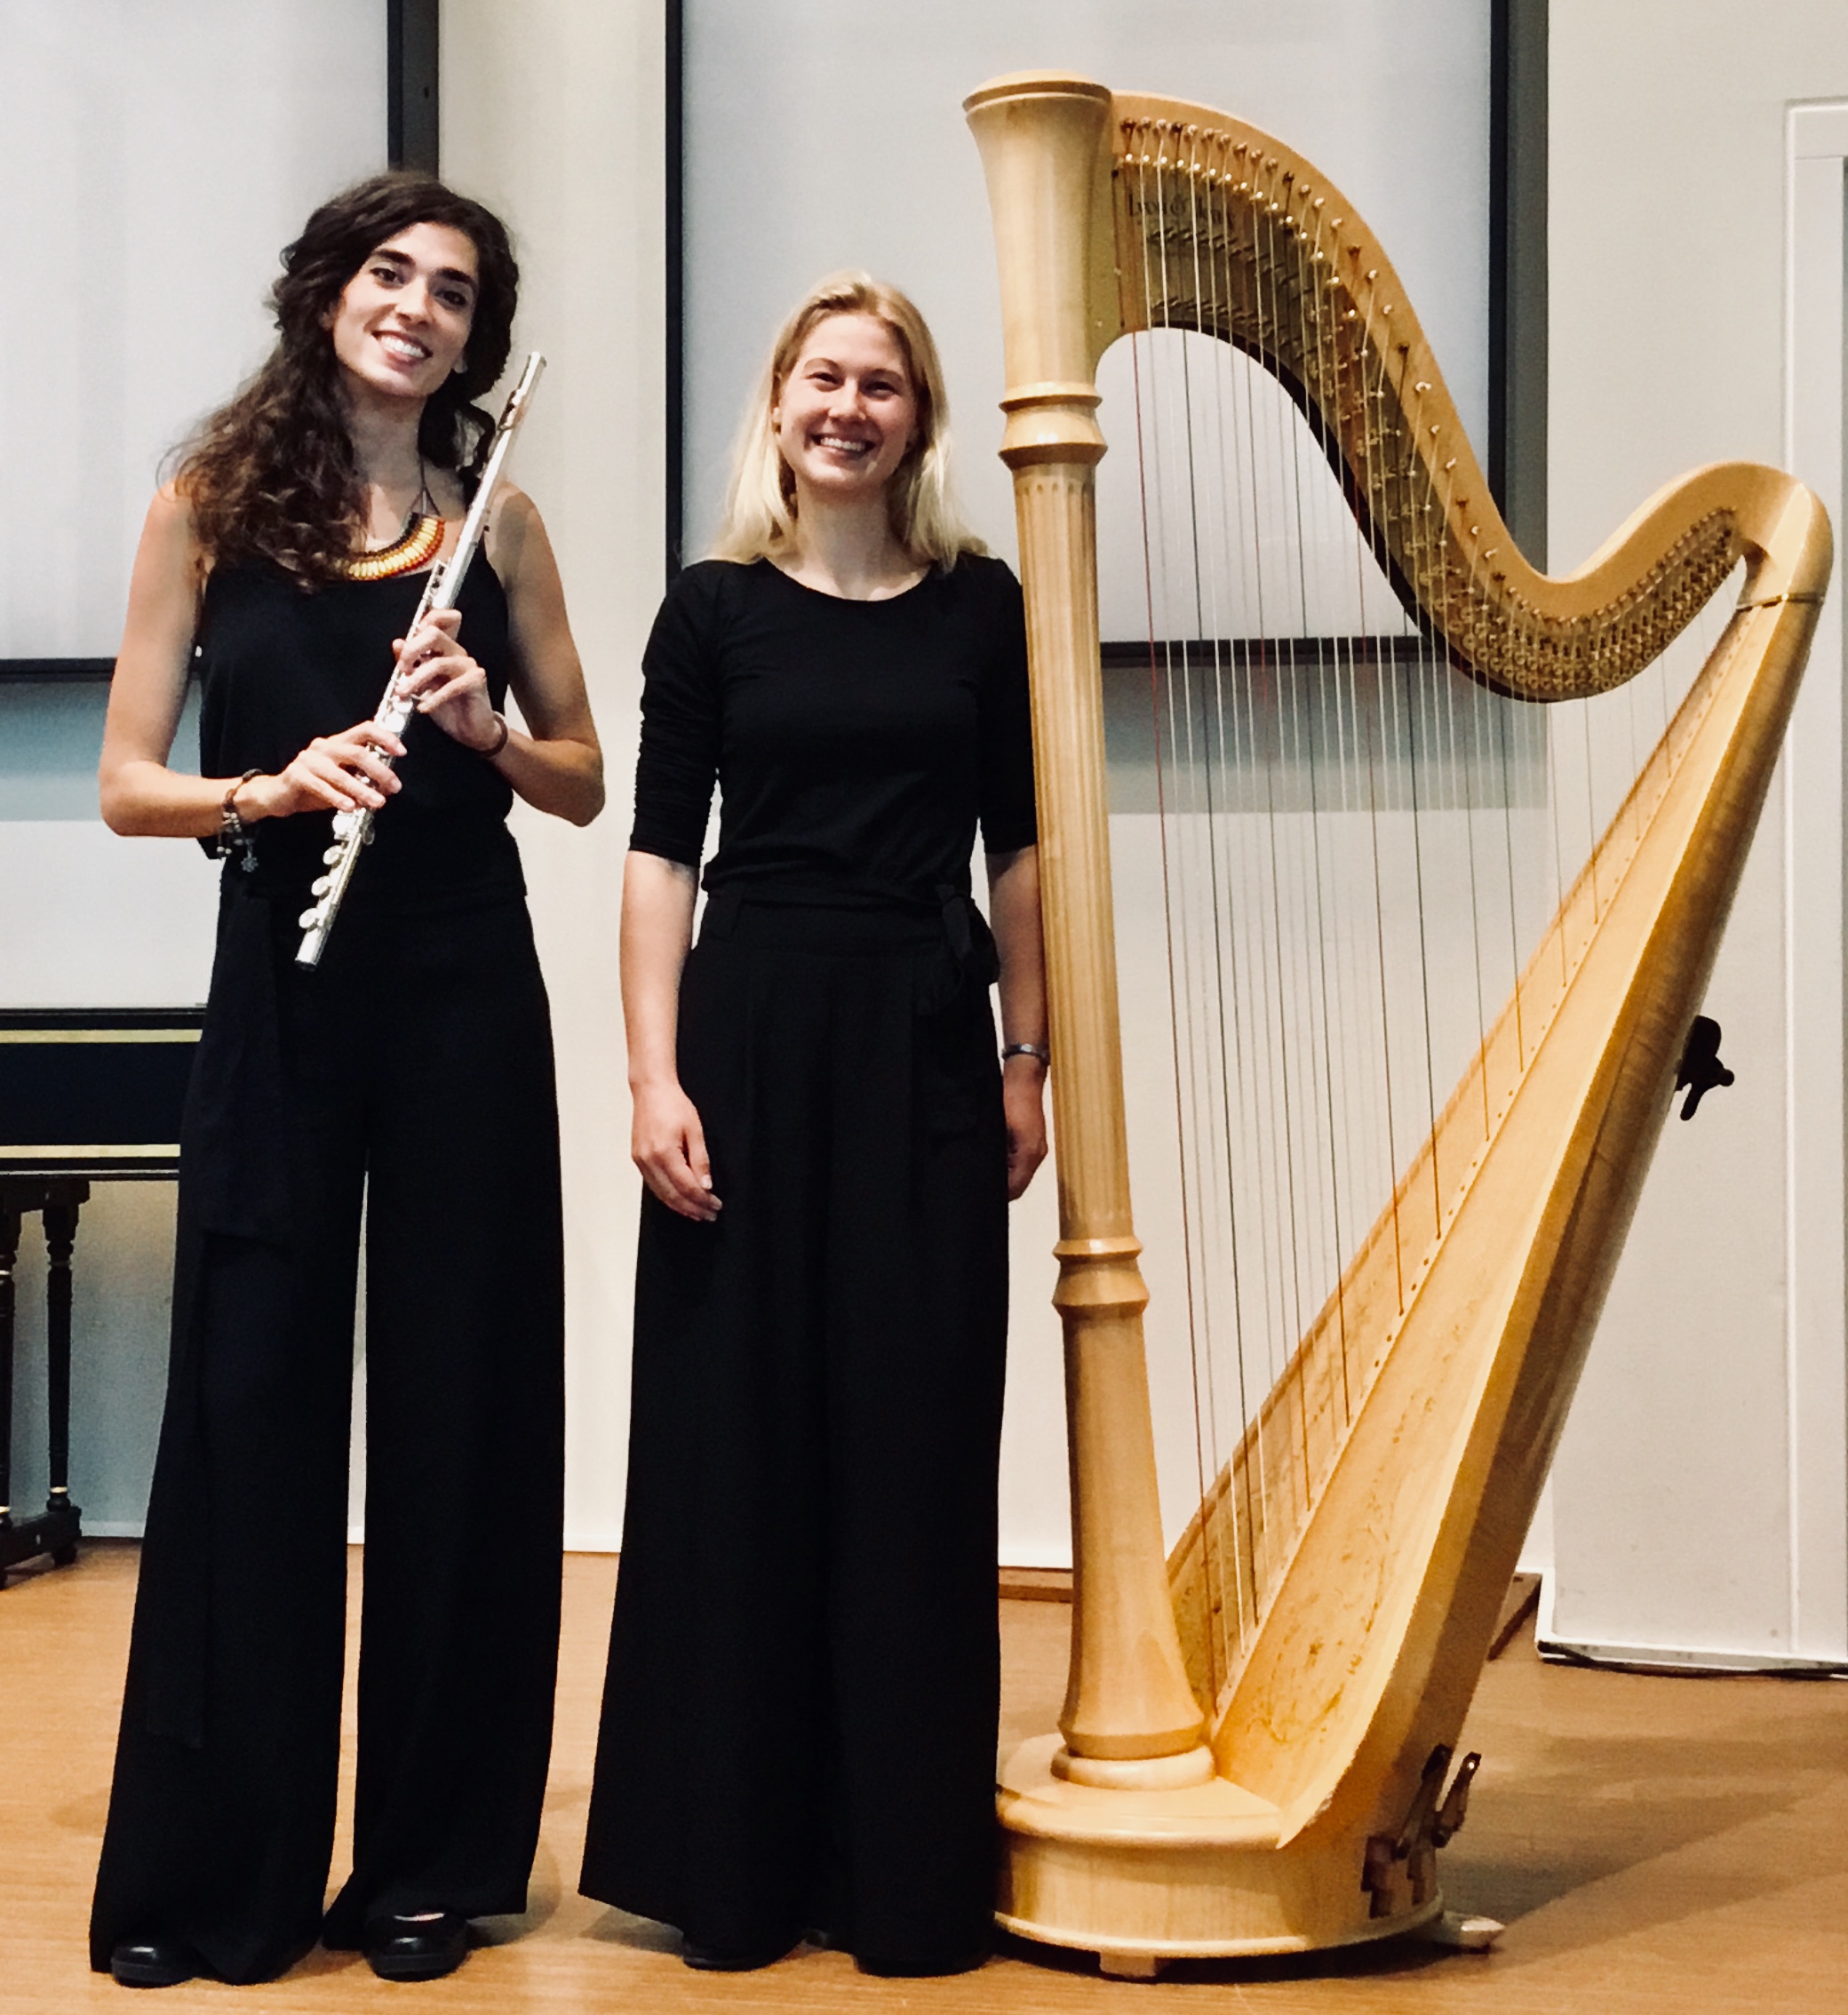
[629,555,1037,897]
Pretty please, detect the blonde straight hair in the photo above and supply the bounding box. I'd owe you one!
[709,272,986,569]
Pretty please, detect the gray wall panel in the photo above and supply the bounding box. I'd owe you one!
[682,0,1492,571]
[0,0,387,661]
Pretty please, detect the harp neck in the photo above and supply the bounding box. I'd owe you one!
[970,75,1832,690]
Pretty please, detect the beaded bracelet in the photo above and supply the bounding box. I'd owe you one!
[212,769,263,872]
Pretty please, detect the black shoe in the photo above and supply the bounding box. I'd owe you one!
[109,1941,201,1989]
[856,1947,992,1978]
[362,1912,470,1982]
[681,1935,800,1971]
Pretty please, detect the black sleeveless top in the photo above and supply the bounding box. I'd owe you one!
[195,557,524,913]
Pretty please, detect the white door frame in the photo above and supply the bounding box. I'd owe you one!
[1784,100,1848,1662]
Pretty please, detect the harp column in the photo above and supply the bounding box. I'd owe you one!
[968,73,1212,1786]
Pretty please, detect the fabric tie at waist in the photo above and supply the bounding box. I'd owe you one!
[697,878,1000,1008]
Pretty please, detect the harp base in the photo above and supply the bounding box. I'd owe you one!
[996,1734,1446,1963]
[1051,1741,1216,1790]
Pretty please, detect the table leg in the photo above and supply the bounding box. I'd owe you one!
[41,1188,83,1565]
[0,1194,21,1580]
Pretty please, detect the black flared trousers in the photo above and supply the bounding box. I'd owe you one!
[579,894,1008,1973]
[90,878,564,1985]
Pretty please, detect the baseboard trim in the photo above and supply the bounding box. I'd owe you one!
[1000,1565,1072,1603]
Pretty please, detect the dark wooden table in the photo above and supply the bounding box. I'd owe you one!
[1,1009,202,1584]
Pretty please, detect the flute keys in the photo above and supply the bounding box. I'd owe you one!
[310,875,332,897]
[299,905,323,930]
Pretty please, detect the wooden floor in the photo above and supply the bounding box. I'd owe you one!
[4,1542,1845,2011]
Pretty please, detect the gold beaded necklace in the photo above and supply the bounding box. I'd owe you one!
[331,462,446,582]
[332,510,446,581]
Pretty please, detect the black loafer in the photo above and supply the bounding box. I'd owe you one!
[109,1940,201,1988]
[362,1912,470,1982]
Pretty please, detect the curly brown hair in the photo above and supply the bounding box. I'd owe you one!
[176,172,519,583]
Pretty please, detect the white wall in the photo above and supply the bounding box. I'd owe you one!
[36,4,1772,1625]
[0,0,386,1011]
[0,0,386,1533]
[0,3,663,1550]
[0,0,386,661]
[682,0,1492,572]
[440,0,665,1549]
[680,0,1493,1569]
[1541,2,1848,1667]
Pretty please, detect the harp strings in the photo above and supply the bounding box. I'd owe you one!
[1134,146,1254,1690]
[1109,117,1740,1716]
[1112,117,1740,1724]
[1178,153,1253,1684]
[1127,196,1232,1693]
[1119,133,1703,1700]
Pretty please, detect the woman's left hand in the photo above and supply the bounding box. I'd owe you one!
[392,608,505,753]
[1002,1058,1048,1201]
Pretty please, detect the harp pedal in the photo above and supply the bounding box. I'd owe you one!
[1362,1746,1481,1920]
[1676,1015,1734,1119]
[1098,1951,1166,1981]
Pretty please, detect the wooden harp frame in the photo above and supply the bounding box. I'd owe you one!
[966,70,1831,1971]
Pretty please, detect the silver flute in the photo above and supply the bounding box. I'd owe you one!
[296,352,546,968]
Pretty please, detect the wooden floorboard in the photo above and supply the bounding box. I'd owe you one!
[4,1541,1845,2010]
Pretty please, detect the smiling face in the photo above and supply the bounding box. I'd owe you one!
[323,219,480,403]
[771,312,920,509]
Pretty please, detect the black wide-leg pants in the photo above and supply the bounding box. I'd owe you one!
[579,896,1008,1974]
[90,879,564,1984]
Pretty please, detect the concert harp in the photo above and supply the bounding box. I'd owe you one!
[966,72,1829,1972]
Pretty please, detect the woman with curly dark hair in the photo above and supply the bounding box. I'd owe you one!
[87,172,601,1990]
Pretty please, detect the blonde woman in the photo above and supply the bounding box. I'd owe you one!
[579,275,1047,1975]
